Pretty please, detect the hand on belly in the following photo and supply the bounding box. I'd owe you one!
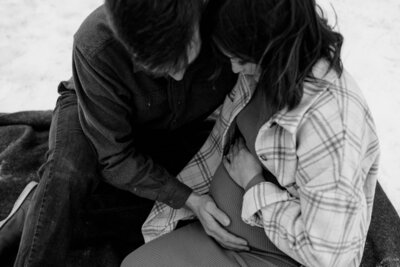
[210,163,280,252]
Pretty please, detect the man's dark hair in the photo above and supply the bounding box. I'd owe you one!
[105,0,204,75]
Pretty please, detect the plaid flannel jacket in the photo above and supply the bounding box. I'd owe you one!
[142,60,380,267]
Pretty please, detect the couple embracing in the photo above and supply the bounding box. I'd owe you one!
[0,0,379,266]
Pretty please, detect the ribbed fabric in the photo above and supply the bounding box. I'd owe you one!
[122,222,299,267]
[210,164,286,255]
[121,162,299,266]
[208,86,290,253]
[121,85,300,267]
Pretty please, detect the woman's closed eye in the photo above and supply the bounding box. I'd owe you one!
[230,58,247,65]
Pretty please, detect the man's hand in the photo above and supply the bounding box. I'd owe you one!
[185,192,249,251]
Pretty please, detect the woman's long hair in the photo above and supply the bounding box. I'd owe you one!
[213,0,343,116]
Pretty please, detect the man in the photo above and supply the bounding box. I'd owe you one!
[0,0,247,266]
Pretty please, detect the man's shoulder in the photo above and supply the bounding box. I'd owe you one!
[73,5,120,59]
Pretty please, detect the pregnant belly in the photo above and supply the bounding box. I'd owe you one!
[209,163,282,253]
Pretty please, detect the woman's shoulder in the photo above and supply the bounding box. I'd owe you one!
[325,66,372,123]
[310,60,368,107]
[301,61,377,138]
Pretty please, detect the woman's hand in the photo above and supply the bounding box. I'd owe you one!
[223,137,262,189]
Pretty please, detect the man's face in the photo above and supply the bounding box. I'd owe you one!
[167,25,201,81]
[136,24,202,81]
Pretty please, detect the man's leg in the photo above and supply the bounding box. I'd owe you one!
[13,87,100,266]
[81,118,215,257]
[13,86,152,266]
[12,86,214,266]
[81,182,155,258]
[0,182,38,265]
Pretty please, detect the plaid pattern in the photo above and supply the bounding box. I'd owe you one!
[141,73,256,239]
[142,61,379,267]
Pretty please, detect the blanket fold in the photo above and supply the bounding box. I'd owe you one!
[0,110,399,266]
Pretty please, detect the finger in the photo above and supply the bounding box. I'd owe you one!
[205,212,248,248]
[209,223,249,248]
[231,139,239,157]
[216,239,250,251]
[201,210,249,250]
[208,204,230,227]
[225,153,231,163]
[222,157,230,170]
[237,137,246,150]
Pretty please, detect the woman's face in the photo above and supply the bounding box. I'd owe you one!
[229,58,258,75]
[219,48,258,75]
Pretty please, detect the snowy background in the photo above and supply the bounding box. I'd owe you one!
[1,0,399,215]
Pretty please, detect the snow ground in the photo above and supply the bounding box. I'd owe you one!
[1,0,399,215]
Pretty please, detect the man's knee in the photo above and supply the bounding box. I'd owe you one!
[38,135,99,192]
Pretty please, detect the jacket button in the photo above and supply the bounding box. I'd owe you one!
[260,155,267,161]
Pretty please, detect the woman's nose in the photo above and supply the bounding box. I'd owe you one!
[168,69,185,81]
[231,62,243,74]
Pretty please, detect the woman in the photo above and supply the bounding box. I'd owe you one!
[123,0,380,266]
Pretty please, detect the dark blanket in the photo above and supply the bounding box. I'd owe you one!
[1,111,400,267]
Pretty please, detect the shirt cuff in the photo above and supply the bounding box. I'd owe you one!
[242,182,291,225]
[244,174,265,192]
[158,177,193,209]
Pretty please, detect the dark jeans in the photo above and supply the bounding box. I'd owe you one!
[14,88,212,267]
